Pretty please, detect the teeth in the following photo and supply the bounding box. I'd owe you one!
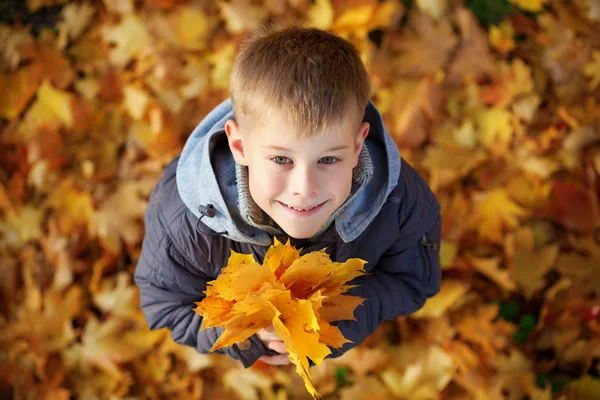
[287,204,316,211]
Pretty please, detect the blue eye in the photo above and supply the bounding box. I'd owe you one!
[272,156,291,164]
[319,157,338,165]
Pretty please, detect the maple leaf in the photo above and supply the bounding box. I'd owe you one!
[508,0,549,12]
[412,279,470,318]
[207,43,236,90]
[422,142,488,190]
[218,0,268,34]
[446,7,494,84]
[194,239,366,398]
[505,227,559,299]
[388,8,458,77]
[0,65,43,120]
[416,0,448,20]
[306,0,334,30]
[339,376,391,400]
[93,272,140,319]
[469,189,528,243]
[88,179,156,254]
[535,181,599,232]
[379,344,455,399]
[583,50,600,89]
[57,2,95,48]
[101,14,152,67]
[63,316,165,378]
[263,237,300,279]
[556,235,600,295]
[332,0,403,38]
[469,255,517,292]
[489,21,516,54]
[455,304,516,358]
[488,349,534,400]
[474,107,515,149]
[17,80,74,139]
[389,77,445,148]
[164,6,212,50]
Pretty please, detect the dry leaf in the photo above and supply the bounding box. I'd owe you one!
[194,238,366,398]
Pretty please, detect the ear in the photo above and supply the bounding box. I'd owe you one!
[224,119,248,165]
[353,122,370,167]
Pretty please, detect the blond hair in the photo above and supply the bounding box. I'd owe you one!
[229,24,371,137]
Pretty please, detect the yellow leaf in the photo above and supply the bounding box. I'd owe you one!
[469,189,528,243]
[469,256,517,292]
[272,299,330,398]
[412,280,469,318]
[263,237,300,279]
[194,239,366,399]
[218,0,268,34]
[211,300,276,351]
[439,240,458,269]
[508,0,549,12]
[505,228,559,299]
[475,107,514,148]
[305,0,334,30]
[455,304,516,358]
[210,261,275,302]
[392,10,458,77]
[0,66,42,120]
[380,344,455,398]
[316,321,351,349]
[194,296,235,329]
[167,6,211,48]
[317,295,365,322]
[88,179,156,253]
[279,250,365,298]
[123,85,149,120]
[556,236,600,295]
[567,375,600,399]
[101,14,151,66]
[57,2,96,47]
[489,21,516,54]
[207,43,235,90]
[19,80,74,138]
[583,51,600,89]
[416,0,448,20]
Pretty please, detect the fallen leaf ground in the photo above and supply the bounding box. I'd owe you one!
[1,0,599,399]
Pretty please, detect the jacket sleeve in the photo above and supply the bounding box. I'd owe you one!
[134,209,268,368]
[328,212,442,358]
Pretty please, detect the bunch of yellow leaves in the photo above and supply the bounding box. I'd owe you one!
[194,238,367,398]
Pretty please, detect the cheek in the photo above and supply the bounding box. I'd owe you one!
[326,168,353,197]
[249,170,286,199]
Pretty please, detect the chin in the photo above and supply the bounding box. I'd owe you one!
[284,230,316,240]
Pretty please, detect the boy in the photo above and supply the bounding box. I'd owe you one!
[134,25,441,368]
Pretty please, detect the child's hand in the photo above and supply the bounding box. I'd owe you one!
[256,325,291,365]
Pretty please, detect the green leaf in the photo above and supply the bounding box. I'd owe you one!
[336,367,350,387]
[536,374,547,389]
[512,329,529,344]
[499,300,520,321]
[466,0,513,27]
[520,314,536,331]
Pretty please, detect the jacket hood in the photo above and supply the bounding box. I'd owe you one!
[176,98,401,246]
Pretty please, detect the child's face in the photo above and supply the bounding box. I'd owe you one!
[225,112,369,239]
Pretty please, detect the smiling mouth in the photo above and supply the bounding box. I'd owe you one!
[278,201,324,211]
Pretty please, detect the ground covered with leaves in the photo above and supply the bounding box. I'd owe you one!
[1,0,600,399]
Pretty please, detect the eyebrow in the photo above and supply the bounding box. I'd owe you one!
[262,145,349,152]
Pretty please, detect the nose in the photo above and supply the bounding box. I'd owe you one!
[289,165,318,197]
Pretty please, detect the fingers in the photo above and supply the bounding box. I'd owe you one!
[257,326,280,342]
[259,353,291,365]
[267,340,286,354]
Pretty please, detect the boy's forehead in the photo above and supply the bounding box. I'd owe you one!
[249,109,358,139]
